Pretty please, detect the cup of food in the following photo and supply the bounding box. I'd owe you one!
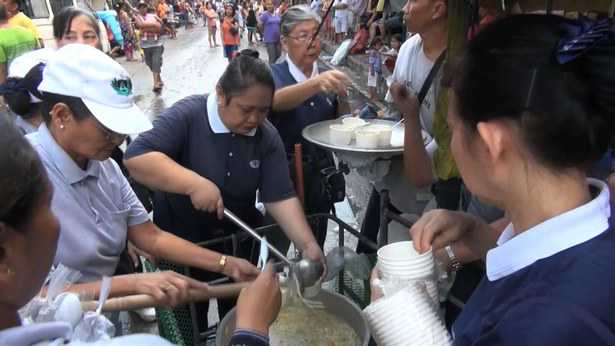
[355,129,380,149]
[369,124,393,147]
[342,117,366,139]
[329,124,354,146]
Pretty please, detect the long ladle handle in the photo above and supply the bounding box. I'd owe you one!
[223,208,292,265]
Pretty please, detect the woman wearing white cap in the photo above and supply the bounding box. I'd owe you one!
[26,43,260,306]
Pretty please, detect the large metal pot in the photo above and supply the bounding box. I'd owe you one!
[215,289,370,345]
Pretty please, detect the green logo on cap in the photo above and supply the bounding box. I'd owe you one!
[111,77,133,97]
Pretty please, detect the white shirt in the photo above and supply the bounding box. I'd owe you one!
[486,178,611,281]
[207,92,257,136]
[285,54,318,83]
[333,0,348,18]
[385,34,439,135]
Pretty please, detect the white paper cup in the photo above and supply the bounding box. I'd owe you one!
[329,124,354,145]
[369,124,393,146]
[363,285,447,346]
[342,117,366,126]
[342,117,366,139]
[377,241,432,261]
[355,129,380,148]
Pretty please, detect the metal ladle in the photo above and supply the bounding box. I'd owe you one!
[223,209,324,295]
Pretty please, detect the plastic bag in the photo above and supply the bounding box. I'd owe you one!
[331,39,355,65]
[324,246,371,282]
[72,276,115,342]
[18,264,83,324]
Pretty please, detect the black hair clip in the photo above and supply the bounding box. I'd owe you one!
[556,16,614,65]
[0,78,27,95]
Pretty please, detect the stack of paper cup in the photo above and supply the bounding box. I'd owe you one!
[363,285,453,346]
[377,241,439,304]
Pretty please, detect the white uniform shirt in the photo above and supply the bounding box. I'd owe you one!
[385,34,439,136]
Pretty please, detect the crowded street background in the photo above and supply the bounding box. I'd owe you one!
[0,0,614,345]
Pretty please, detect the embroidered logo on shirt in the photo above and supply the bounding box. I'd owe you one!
[110,77,133,97]
[249,160,260,168]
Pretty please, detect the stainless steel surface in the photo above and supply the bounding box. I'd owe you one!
[302,119,432,157]
[223,209,292,265]
[215,289,370,346]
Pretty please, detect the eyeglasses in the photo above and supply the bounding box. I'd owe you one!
[89,117,127,141]
[286,31,323,44]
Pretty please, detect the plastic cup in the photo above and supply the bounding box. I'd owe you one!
[377,241,432,261]
[329,124,354,145]
[369,124,393,146]
[355,129,380,148]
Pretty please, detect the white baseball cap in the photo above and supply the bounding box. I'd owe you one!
[38,44,153,135]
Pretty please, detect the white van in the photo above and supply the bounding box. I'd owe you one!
[25,0,109,50]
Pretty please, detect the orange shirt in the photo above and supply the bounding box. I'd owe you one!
[157,3,167,19]
[223,19,240,45]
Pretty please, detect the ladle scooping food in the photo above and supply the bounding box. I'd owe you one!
[223,209,325,296]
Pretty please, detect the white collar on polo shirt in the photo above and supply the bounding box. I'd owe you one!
[286,54,318,83]
[486,178,611,281]
[207,91,256,137]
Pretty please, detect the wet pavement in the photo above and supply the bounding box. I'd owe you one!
[118,21,377,338]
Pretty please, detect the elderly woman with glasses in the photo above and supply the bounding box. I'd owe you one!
[267,5,350,252]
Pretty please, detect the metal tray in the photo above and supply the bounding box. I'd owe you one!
[302,119,432,159]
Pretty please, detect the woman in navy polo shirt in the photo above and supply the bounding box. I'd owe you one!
[267,5,351,251]
[124,52,325,329]
[371,14,615,345]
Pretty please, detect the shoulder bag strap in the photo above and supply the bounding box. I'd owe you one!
[417,49,446,105]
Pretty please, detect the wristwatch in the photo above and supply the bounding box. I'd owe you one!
[444,245,463,272]
[218,255,227,273]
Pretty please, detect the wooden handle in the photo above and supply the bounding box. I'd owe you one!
[294,143,305,208]
[81,282,249,313]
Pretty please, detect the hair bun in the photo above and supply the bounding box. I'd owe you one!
[236,49,260,59]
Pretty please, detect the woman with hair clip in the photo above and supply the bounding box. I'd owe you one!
[124,51,325,330]
[368,14,615,345]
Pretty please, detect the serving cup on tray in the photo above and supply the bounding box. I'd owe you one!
[329,124,355,145]
[368,124,393,147]
[355,129,380,149]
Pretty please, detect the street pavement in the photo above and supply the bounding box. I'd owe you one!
[118,20,375,336]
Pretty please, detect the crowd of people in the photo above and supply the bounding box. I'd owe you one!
[0,0,614,345]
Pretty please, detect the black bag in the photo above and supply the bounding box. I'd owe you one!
[230,27,239,35]
[319,166,346,205]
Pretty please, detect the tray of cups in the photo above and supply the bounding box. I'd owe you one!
[302,118,432,156]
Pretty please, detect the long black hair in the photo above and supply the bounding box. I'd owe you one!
[218,53,275,104]
[444,14,615,171]
[0,113,48,229]
[53,6,100,41]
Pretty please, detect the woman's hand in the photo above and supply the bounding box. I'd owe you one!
[301,241,327,278]
[313,70,349,95]
[389,82,420,120]
[409,209,481,254]
[224,256,260,282]
[236,262,281,335]
[135,271,209,307]
[127,241,158,267]
[370,264,383,302]
[188,176,224,219]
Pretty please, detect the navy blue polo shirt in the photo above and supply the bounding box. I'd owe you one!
[453,179,615,345]
[125,93,296,243]
[268,59,339,155]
